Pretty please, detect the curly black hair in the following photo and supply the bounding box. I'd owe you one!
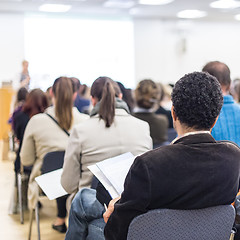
[171,72,223,130]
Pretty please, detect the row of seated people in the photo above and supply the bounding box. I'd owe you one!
[9,60,240,240]
[9,76,173,228]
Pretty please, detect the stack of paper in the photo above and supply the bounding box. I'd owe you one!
[88,152,135,198]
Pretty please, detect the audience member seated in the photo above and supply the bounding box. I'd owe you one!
[72,77,90,114]
[61,76,152,240]
[103,71,240,240]
[117,81,134,113]
[13,89,48,175]
[9,87,28,132]
[45,86,53,106]
[155,83,173,128]
[10,89,48,213]
[231,78,240,103]
[202,61,240,146]
[20,77,89,233]
[133,79,168,148]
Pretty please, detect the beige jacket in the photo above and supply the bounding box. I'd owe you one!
[20,106,89,209]
[61,108,152,194]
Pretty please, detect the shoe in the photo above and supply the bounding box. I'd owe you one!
[52,223,67,233]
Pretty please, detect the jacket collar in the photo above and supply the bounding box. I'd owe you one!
[90,98,130,117]
[173,132,216,145]
[223,95,234,104]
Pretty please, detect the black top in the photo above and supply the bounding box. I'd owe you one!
[155,106,173,128]
[104,133,240,240]
[13,111,30,173]
[132,112,168,146]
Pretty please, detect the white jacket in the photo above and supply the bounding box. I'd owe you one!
[20,106,89,208]
[61,108,152,194]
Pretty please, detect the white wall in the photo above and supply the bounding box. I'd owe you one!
[1,13,240,89]
[0,13,25,88]
[134,19,240,84]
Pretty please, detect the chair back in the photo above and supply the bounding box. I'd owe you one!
[41,151,65,174]
[127,205,235,240]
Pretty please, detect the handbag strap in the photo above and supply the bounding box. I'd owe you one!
[45,113,70,136]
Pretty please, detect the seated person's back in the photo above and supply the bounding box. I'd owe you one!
[104,72,240,240]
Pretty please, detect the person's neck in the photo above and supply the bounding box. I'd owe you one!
[221,87,230,96]
[175,124,209,138]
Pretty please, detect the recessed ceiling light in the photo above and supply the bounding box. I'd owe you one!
[177,10,207,19]
[39,4,72,13]
[235,14,240,20]
[139,0,174,5]
[210,0,240,9]
[104,0,135,8]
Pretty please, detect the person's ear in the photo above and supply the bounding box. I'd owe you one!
[210,116,219,132]
[91,96,98,107]
[171,106,177,121]
[118,93,123,100]
[49,87,54,98]
[73,92,77,101]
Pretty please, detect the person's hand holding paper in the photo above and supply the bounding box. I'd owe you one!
[103,196,121,223]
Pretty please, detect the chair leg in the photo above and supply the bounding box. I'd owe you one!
[17,173,24,224]
[229,229,236,240]
[28,208,34,240]
[35,203,41,240]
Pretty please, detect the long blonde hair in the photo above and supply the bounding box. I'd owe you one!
[52,77,74,130]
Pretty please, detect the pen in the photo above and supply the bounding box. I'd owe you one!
[104,203,108,211]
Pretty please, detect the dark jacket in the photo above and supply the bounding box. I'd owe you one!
[155,106,173,128]
[132,112,168,147]
[104,133,240,240]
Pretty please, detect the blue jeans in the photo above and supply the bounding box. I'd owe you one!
[65,188,106,240]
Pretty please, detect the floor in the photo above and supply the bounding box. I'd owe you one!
[0,148,66,240]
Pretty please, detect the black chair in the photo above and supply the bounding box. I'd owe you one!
[28,151,65,240]
[127,205,236,240]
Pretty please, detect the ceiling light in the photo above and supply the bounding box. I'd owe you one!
[210,0,240,9]
[104,0,135,8]
[39,4,72,13]
[139,0,174,5]
[235,14,240,20]
[177,10,207,19]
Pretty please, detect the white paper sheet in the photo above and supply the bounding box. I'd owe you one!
[35,169,68,200]
[88,165,120,199]
[88,152,135,198]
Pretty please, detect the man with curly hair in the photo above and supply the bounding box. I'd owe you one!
[103,72,240,240]
[202,61,240,146]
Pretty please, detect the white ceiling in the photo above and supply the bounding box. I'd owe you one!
[0,0,240,22]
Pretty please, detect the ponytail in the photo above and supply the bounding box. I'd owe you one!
[91,77,121,128]
[52,77,74,130]
[99,80,116,127]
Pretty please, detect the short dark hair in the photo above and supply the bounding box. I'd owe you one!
[202,61,231,88]
[171,72,223,130]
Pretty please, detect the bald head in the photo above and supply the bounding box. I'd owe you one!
[202,61,231,92]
